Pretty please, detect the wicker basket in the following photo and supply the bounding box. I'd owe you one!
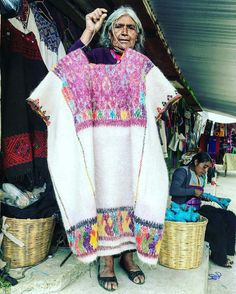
[159,216,208,269]
[2,216,55,268]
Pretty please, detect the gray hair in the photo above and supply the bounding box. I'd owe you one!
[99,6,145,52]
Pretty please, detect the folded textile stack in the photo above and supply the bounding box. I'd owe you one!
[202,193,231,209]
[165,202,200,222]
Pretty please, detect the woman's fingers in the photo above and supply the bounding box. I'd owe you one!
[194,189,202,197]
[82,8,107,44]
[85,8,107,32]
[93,9,104,20]
[89,8,107,23]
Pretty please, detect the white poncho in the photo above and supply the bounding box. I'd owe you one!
[28,48,181,265]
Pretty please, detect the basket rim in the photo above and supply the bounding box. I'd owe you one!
[2,216,55,222]
[164,216,208,225]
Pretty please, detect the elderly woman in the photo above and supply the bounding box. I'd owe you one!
[68,7,146,290]
[27,6,181,292]
[170,152,236,268]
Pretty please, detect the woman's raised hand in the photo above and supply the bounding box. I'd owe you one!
[80,8,107,46]
[85,8,108,33]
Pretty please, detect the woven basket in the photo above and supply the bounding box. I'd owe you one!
[2,216,55,268]
[159,216,208,269]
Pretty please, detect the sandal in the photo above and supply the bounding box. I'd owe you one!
[119,256,145,284]
[220,258,234,268]
[97,257,118,291]
[227,258,234,265]
[222,259,233,268]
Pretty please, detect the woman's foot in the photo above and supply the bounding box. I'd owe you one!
[97,256,118,291]
[120,251,145,284]
[223,258,233,267]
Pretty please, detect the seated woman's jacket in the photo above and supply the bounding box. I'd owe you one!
[170,166,203,205]
[170,167,231,210]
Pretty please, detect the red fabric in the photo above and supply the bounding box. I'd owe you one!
[199,134,207,152]
[4,21,42,60]
[2,131,47,169]
[215,137,221,160]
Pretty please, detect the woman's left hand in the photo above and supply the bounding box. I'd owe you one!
[194,189,203,198]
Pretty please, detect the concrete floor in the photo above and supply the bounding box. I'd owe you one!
[4,170,236,294]
[7,246,209,294]
[61,247,209,294]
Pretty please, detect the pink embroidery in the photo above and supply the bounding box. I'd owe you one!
[97,207,134,241]
[54,49,154,131]
[134,218,164,258]
[67,219,98,257]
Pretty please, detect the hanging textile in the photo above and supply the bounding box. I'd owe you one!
[1,0,65,187]
[1,19,48,187]
[8,0,65,70]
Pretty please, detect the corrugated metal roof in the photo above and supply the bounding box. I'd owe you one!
[149,0,236,117]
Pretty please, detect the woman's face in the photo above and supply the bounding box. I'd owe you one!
[194,160,212,177]
[109,15,138,52]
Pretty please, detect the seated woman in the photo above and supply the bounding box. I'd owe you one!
[170,152,236,267]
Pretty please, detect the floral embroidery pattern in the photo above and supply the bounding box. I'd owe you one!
[66,207,136,257]
[134,216,164,258]
[67,218,98,257]
[53,49,154,132]
[27,98,51,126]
[97,207,134,240]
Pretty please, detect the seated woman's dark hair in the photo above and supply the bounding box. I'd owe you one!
[189,152,212,166]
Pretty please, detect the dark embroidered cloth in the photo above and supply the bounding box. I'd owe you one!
[1,19,48,190]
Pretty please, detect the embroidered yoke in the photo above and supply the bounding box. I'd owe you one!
[28,48,181,265]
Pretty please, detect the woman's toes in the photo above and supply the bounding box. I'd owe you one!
[134,275,144,284]
[112,282,118,290]
[139,275,145,283]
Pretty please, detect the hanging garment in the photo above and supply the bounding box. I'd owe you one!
[168,131,179,152]
[0,0,63,219]
[1,19,48,186]
[204,120,213,136]
[168,132,186,152]
[208,136,217,160]
[193,113,207,145]
[178,133,186,152]
[27,48,181,265]
[1,0,66,183]
[8,0,65,70]
[214,123,225,137]
[199,134,207,152]
[159,120,168,158]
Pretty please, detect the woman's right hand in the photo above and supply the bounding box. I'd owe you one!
[85,8,108,33]
[194,189,203,197]
[80,8,107,46]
